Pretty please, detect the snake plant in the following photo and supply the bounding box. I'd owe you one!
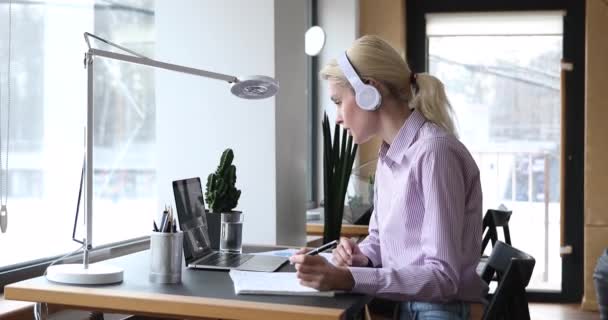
[322,113,358,243]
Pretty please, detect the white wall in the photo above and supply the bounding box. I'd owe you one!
[155,0,307,246]
[315,0,359,204]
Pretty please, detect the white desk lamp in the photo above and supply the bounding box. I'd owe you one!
[46,32,279,285]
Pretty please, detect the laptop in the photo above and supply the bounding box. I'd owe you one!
[172,177,287,272]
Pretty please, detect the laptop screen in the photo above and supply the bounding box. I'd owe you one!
[172,177,212,264]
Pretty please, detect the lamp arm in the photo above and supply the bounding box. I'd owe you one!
[84,32,238,83]
[84,32,148,58]
[87,48,238,83]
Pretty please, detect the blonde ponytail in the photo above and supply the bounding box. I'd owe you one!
[411,73,458,139]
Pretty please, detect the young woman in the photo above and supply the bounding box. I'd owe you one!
[289,35,486,320]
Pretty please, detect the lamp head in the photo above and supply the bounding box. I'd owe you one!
[231,75,279,99]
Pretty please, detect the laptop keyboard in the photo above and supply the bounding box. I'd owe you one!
[194,252,253,268]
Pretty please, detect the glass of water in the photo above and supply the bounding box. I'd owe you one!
[220,211,243,253]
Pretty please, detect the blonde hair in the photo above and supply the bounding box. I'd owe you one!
[320,35,458,138]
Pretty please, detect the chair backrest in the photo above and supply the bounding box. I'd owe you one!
[354,205,373,225]
[481,241,535,320]
[481,209,512,254]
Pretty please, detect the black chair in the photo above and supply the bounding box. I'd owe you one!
[481,209,512,255]
[481,241,535,320]
[353,205,373,225]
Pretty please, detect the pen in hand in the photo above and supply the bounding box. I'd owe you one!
[305,240,338,256]
[289,240,338,265]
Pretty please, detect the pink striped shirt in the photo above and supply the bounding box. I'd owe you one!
[349,110,486,302]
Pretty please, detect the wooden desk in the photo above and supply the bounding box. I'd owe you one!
[5,247,371,320]
[306,223,369,238]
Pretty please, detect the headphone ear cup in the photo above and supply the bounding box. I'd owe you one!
[355,84,382,111]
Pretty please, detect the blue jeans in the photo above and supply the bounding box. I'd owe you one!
[399,301,470,320]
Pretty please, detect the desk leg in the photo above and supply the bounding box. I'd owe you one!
[344,304,371,320]
[89,312,105,320]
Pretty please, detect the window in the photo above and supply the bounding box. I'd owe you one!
[427,11,563,291]
[0,0,155,270]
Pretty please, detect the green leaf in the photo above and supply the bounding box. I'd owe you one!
[321,115,358,243]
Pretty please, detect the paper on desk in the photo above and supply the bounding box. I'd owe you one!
[229,270,335,297]
[252,248,335,264]
[251,248,298,258]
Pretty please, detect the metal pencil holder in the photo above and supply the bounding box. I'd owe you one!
[149,231,183,284]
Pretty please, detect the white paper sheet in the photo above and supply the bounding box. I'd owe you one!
[229,269,335,297]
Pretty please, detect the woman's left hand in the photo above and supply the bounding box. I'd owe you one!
[289,252,355,291]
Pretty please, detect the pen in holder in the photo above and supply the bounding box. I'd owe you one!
[149,230,183,284]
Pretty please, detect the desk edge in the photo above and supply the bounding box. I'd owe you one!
[5,282,349,320]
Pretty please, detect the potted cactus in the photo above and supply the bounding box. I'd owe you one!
[202,148,242,249]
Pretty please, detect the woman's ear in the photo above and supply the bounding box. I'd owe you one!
[364,78,389,96]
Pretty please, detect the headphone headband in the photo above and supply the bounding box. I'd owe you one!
[338,52,366,90]
[337,51,381,111]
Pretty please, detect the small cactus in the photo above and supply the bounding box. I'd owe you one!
[205,148,241,213]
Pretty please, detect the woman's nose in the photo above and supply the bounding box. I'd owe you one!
[335,114,343,125]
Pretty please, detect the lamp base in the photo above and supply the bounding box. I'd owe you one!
[46,263,123,285]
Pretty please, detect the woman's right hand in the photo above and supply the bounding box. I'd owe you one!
[332,237,369,267]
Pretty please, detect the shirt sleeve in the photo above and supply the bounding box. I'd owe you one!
[357,207,382,267]
[349,139,467,301]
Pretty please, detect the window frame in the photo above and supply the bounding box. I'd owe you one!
[307,0,320,209]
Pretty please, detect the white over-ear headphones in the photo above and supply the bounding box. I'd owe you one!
[338,51,382,111]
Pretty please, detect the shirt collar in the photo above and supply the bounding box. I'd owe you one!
[378,109,426,165]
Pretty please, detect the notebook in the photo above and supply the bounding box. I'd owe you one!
[229,270,335,297]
